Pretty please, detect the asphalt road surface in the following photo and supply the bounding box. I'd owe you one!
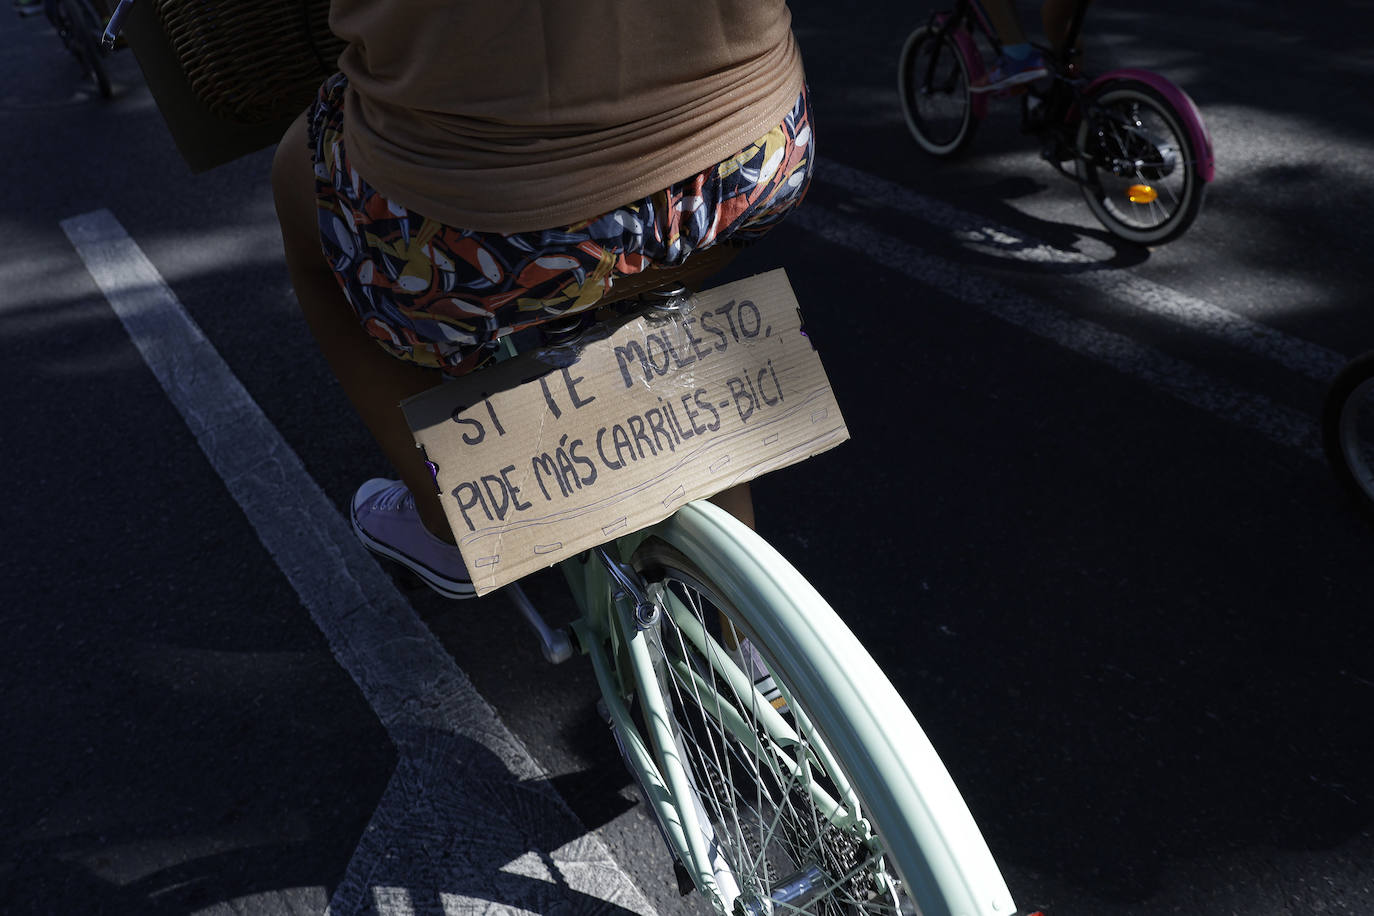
[3,1,1373,914]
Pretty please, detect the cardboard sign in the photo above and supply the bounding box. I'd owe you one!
[402,270,849,595]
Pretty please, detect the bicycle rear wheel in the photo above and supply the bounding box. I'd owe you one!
[1322,350,1374,522]
[622,502,1016,915]
[898,25,979,157]
[1075,80,1203,244]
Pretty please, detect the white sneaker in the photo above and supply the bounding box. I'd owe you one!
[351,479,475,599]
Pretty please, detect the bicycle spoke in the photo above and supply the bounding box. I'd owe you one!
[662,591,796,894]
[665,613,753,883]
[775,849,898,915]
[639,569,908,915]
[1086,92,1194,238]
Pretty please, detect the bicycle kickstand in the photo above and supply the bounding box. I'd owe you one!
[504,583,576,664]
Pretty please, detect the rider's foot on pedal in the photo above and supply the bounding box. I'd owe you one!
[351,478,476,599]
[972,45,1049,95]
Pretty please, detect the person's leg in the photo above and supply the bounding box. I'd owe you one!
[710,484,755,531]
[271,112,457,543]
[980,0,1029,45]
[1041,0,1089,56]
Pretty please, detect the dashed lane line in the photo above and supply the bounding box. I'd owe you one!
[788,202,1322,460]
[60,209,655,916]
[815,160,1347,384]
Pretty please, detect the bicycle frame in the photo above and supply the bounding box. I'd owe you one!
[965,0,1091,72]
[923,0,1093,116]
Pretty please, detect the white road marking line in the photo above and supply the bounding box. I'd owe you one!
[60,209,655,916]
[789,204,1322,459]
[816,161,1348,383]
[371,887,417,915]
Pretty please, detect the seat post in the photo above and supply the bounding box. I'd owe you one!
[642,284,694,317]
[537,311,595,346]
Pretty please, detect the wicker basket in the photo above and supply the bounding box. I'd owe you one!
[153,0,343,125]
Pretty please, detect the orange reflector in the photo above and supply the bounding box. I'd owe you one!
[1127,184,1158,204]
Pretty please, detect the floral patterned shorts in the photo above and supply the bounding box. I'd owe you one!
[307,72,815,376]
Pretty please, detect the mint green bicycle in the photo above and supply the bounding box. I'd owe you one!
[493,275,1036,916]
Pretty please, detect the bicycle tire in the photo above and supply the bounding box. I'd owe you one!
[46,0,111,98]
[71,0,112,98]
[1321,350,1374,522]
[1075,80,1204,244]
[898,25,979,158]
[621,501,1017,916]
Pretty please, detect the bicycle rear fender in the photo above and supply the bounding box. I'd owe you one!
[630,500,1019,916]
[1084,69,1215,182]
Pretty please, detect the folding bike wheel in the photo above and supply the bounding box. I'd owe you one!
[1075,80,1204,244]
[898,24,979,157]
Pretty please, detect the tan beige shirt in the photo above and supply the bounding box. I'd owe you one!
[330,0,805,234]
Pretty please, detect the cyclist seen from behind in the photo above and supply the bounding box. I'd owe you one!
[272,0,815,599]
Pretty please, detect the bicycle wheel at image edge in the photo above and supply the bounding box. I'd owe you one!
[623,501,1018,915]
[48,0,112,98]
[1322,350,1374,522]
[898,24,979,157]
[1075,80,1204,244]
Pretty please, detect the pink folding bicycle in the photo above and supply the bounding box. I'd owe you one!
[898,0,1215,244]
